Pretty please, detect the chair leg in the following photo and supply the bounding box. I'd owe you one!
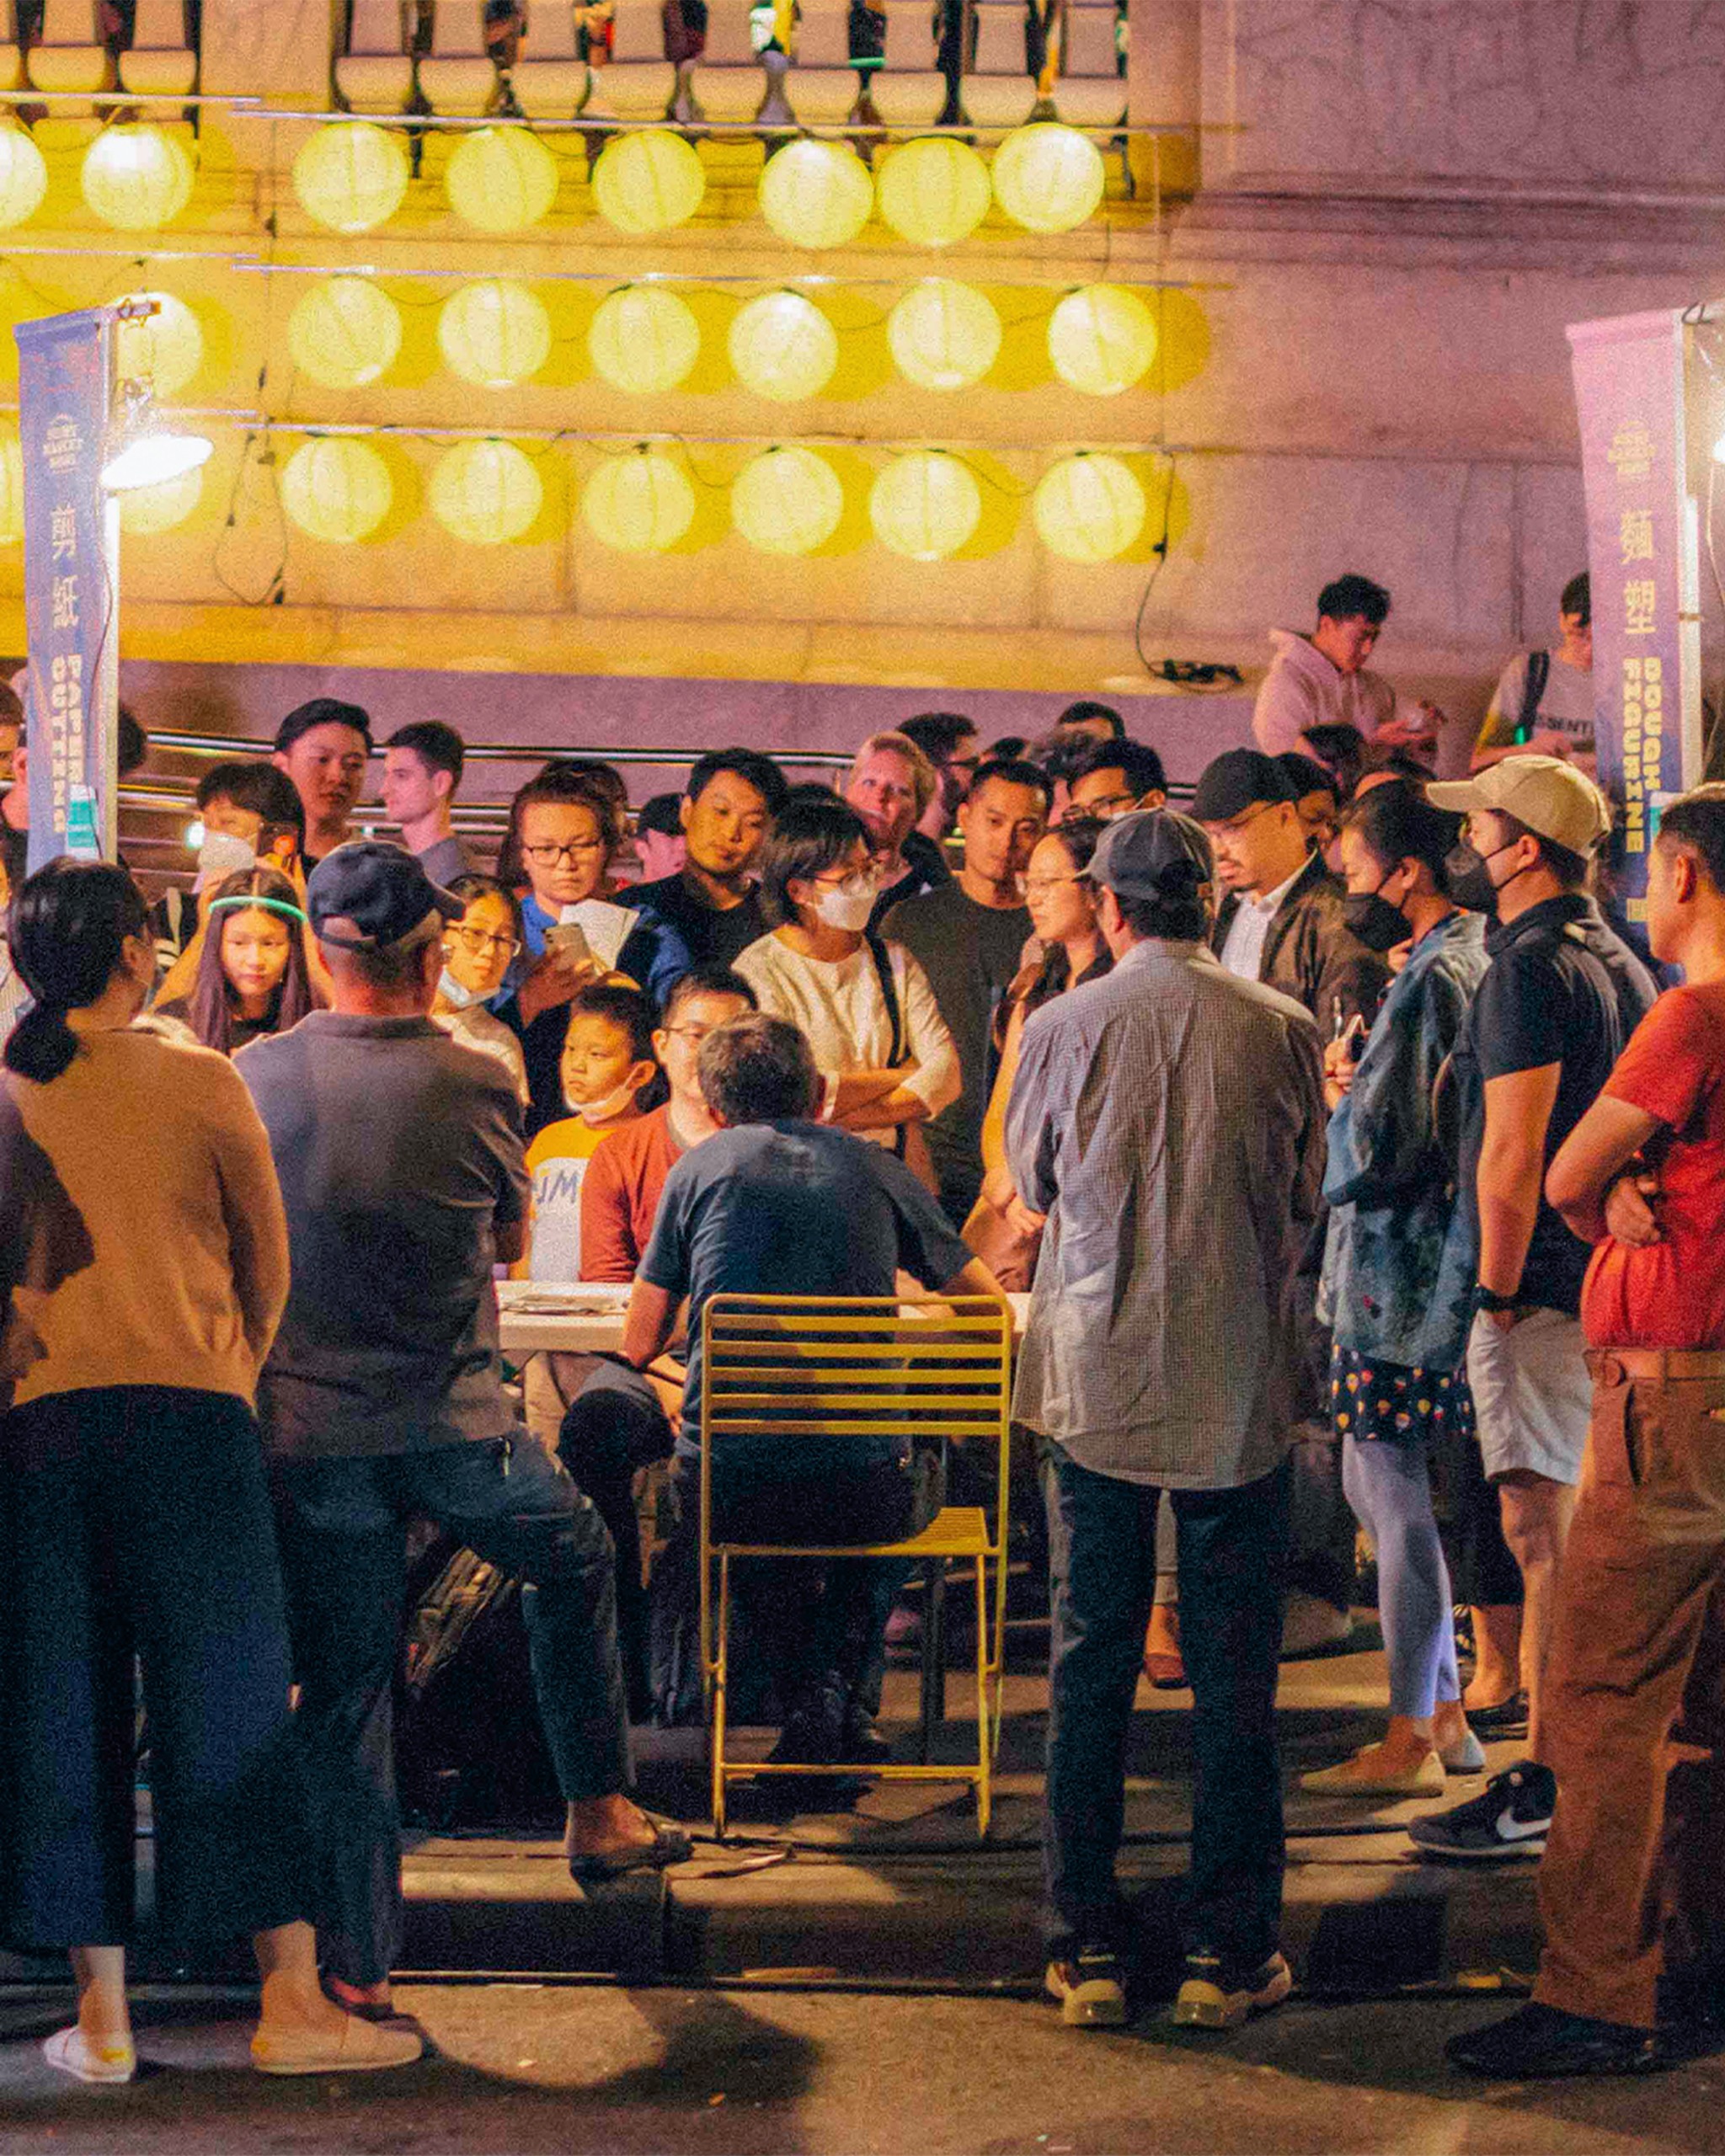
[974,1550,990,1839]
[711,1551,730,1838]
[918,1556,947,1764]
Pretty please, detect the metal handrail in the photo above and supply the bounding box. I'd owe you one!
[143,730,856,771]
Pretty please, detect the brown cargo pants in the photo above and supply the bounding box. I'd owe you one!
[1534,1347,1725,2031]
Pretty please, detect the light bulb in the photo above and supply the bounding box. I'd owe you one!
[101,429,212,493]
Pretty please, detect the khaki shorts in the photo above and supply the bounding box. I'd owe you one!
[1466,1307,1591,1486]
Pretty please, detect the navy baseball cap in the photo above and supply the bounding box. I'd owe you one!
[306,840,462,953]
[1091,809,1214,902]
[1191,749,1293,825]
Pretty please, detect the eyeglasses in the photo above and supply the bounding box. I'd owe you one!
[1210,802,1277,840]
[1068,791,1139,819]
[1023,873,1087,898]
[450,925,520,958]
[521,838,606,866]
[663,1023,718,1044]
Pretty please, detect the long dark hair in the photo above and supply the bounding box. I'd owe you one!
[5,858,148,1083]
[1342,780,1461,893]
[1024,816,1112,1017]
[183,867,314,1054]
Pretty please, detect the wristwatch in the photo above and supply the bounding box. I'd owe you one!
[1473,1285,1521,1315]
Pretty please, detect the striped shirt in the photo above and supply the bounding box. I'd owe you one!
[1005,937,1327,1489]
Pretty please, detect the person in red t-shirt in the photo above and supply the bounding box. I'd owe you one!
[1451,784,1725,2079]
[563,966,756,1718]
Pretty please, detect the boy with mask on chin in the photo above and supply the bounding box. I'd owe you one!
[1403,757,1656,1863]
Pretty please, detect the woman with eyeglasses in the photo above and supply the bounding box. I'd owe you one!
[495,766,692,1135]
[432,873,529,1102]
[734,797,958,1183]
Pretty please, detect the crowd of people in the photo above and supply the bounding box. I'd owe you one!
[1,560,1722,2086]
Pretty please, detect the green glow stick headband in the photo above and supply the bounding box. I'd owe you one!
[206,894,307,926]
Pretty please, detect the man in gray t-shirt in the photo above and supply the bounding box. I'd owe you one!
[241,844,686,2015]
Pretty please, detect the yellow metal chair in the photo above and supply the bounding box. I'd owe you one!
[698,1292,1012,1838]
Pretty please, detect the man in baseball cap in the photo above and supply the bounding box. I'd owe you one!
[1399,755,1658,1867]
[303,837,463,954]
[1007,806,1324,2033]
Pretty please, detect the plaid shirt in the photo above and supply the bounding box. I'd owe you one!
[1006,938,1326,1489]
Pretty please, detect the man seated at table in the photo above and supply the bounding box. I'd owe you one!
[622,1011,1004,1758]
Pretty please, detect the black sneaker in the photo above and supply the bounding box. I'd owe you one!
[1407,1760,1554,1860]
[1464,1691,1530,1739]
[1172,1947,1292,2030]
[1446,2002,1671,2079]
[1044,1946,1129,2028]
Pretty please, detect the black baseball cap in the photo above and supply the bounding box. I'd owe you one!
[1192,749,1293,825]
[1091,809,1213,901]
[1274,751,1338,803]
[306,840,462,953]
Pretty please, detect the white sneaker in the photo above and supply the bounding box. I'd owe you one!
[1280,1592,1354,1658]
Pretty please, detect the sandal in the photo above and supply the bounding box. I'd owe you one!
[42,2026,136,2084]
[568,1815,692,1883]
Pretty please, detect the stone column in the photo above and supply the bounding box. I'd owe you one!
[1127,0,1199,199]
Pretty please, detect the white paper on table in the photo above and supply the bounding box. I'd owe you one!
[560,899,638,971]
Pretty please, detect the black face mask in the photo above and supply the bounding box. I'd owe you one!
[1445,838,1521,915]
[1341,881,1409,954]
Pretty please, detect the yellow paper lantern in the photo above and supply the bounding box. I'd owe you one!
[591,130,705,236]
[582,450,695,553]
[758,140,873,250]
[1047,284,1157,398]
[875,136,991,248]
[437,280,552,389]
[81,124,194,231]
[446,126,559,233]
[887,280,1001,392]
[588,286,700,396]
[280,437,393,544]
[1033,451,1146,563]
[0,434,24,543]
[287,277,403,391]
[868,451,980,561]
[292,121,409,235]
[111,291,203,398]
[429,439,543,546]
[119,462,203,536]
[991,123,1103,234]
[726,291,837,403]
[731,446,843,557]
[0,124,47,232]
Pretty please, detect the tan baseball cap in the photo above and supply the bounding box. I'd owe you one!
[1427,755,1611,857]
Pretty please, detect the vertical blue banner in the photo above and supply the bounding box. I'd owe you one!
[16,307,118,875]
[1567,308,1704,923]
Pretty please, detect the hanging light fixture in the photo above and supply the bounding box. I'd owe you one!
[99,375,211,494]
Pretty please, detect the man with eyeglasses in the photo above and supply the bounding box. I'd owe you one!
[1063,739,1168,825]
[1197,747,1390,1652]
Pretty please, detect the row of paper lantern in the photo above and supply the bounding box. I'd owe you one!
[280,273,1156,397]
[0,431,1156,562]
[292,120,1105,243]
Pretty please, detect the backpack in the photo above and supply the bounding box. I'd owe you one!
[862,931,940,1194]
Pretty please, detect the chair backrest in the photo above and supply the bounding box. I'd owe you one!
[700,1292,1012,1543]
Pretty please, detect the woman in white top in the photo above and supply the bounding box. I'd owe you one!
[735,797,959,1169]
[431,873,530,1103]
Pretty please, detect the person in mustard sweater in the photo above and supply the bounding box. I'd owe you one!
[0,858,419,2084]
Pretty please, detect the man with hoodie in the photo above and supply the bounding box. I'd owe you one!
[1252,574,1439,762]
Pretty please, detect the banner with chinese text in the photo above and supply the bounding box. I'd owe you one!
[1567,308,1703,920]
[17,307,118,874]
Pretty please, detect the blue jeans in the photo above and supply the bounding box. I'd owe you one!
[275,1434,630,1988]
[1043,1446,1290,1962]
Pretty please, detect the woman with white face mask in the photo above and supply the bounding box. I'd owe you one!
[734,797,959,1176]
[430,874,528,1102]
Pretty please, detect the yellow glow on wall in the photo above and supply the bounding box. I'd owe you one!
[280,436,394,544]
[726,291,838,403]
[0,124,47,232]
[292,122,410,235]
[446,126,560,233]
[0,433,24,542]
[588,286,701,395]
[428,439,543,545]
[582,448,696,552]
[868,450,980,560]
[887,280,1001,391]
[590,130,706,235]
[1047,285,1157,397]
[82,125,194,232]
[112,291,203,398]
[731,446,844,555]
[437,280,552,389]
[991,124,1104,234]
[875,137,991,248]
[757,141,873,250]
[288,277,403,391]
[1033,451,1146,562]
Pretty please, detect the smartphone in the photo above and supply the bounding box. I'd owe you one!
[544,921,592,967]
[1338,1012,1367,1067]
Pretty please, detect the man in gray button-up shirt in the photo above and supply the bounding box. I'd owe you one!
[1006,810,1325,2031]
